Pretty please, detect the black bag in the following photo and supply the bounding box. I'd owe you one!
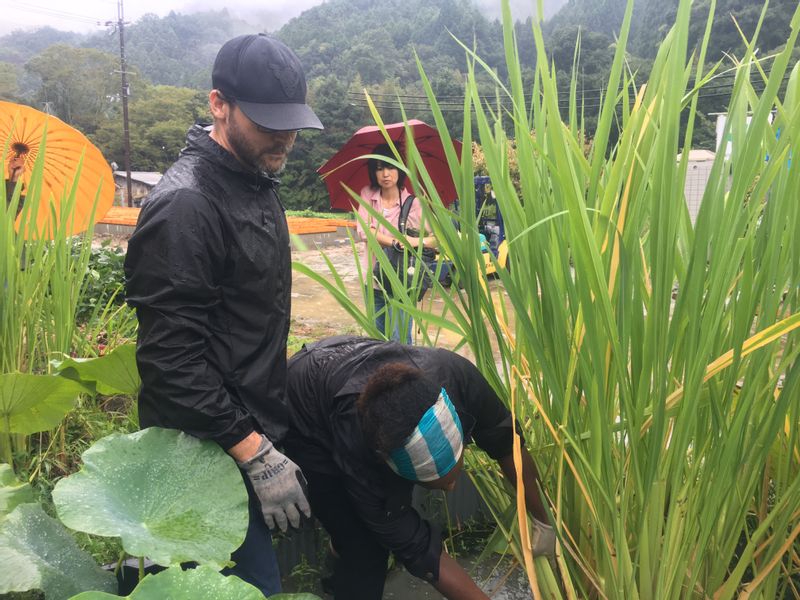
[372,196,437,300]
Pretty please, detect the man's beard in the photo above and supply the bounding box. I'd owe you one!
[226,116,293,176]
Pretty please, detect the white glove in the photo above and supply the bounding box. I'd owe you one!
[532,517,556,559]
[237,434,311,532]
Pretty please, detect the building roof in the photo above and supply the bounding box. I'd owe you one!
[113,171,163,186]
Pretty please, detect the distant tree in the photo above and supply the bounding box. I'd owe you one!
[25,45,118,134]
[91,84,208,172]
[0,61,19,100]
[0,27,84,65]
[85,10,247,89]
[280,74,368,212]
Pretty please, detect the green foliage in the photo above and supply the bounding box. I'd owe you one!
[0,374,84,437]
[0,503,117,599]
[0,28,84,66]
[2,423,292,599]
[280,75,367,211]
[24,46,119,135]
[0,463,34,520]
[0,60,20,100]
[69,565,272,600]
[281,0,504,86]
[71,239,127,324]
[52,344,140,397]
[52,428,249,570]
[91,84,209,172]
[86,11,251,89]
[286,209,350,219]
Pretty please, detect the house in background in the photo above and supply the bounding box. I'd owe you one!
[113,171,162,207]
[678,149,716,224]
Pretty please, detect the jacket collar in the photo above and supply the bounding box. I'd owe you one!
[185,123,281,188]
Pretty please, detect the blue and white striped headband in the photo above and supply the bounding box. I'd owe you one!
[386,388,464,482]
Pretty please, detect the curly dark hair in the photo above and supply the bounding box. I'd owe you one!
[366,143,407,190]
[356,362,440,456]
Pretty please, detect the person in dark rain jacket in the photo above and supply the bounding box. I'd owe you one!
[284,336,556,600]
[124,34,322,596]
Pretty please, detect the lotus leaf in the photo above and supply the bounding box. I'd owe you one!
[0,373,84,434]
[68,565,267,599]
[0,503,116,598]
[0,463,34,520]
[52,343,140,396]
[53,427,248,569]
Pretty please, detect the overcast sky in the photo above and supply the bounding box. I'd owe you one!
[0,0,326,35]
[1,0,546,36]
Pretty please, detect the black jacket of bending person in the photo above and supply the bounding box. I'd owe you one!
[284,336,518,582]
[125,124,292,450]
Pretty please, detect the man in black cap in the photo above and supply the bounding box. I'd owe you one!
[125,34,323,595]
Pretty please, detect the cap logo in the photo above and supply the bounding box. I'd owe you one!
[270,61,301,99]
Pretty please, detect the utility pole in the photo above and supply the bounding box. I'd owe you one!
[104,0,133,207]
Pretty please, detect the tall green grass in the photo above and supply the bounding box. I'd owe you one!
[0,138,108,465]
[298,0,800,596]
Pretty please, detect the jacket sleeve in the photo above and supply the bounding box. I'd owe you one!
[124,188,256,449]
[345,475,443,582]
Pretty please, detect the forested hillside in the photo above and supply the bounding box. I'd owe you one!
[1,0,796,210]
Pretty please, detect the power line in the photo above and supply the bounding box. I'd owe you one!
[346,72,791,114]
[11,1,99,25]
[348,83,777,114]
[348,71,789,105]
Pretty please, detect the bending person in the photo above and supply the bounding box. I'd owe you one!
[284,335,555,600]
[356,144,436,344]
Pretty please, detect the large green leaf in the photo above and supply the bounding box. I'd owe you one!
[0,373,84,434]
[52,427,248,569]
[0,503,116,599]
[69,565,266,599]
[51,344,140,396]
[0,463,34,521]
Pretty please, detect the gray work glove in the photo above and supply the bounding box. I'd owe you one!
[237,434,311,532]
[532,517,556,559]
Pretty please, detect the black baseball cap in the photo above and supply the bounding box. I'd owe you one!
[212,34,323,131]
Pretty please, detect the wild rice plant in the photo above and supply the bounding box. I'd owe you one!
[0,138,104,466]
[298,0,800,596]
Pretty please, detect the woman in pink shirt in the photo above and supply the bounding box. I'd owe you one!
[357,144,436,343]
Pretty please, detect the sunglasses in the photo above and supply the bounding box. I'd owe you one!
[251,121,300,135]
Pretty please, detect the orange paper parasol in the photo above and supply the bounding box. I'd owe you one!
[1,100,114,237]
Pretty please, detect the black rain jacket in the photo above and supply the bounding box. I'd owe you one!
[124,124,291,449]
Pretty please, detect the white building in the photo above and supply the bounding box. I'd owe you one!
[678,149,716,224]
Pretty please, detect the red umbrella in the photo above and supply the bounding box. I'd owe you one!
[318,120,462,210]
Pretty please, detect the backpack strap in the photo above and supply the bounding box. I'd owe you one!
[397,195,416,234]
